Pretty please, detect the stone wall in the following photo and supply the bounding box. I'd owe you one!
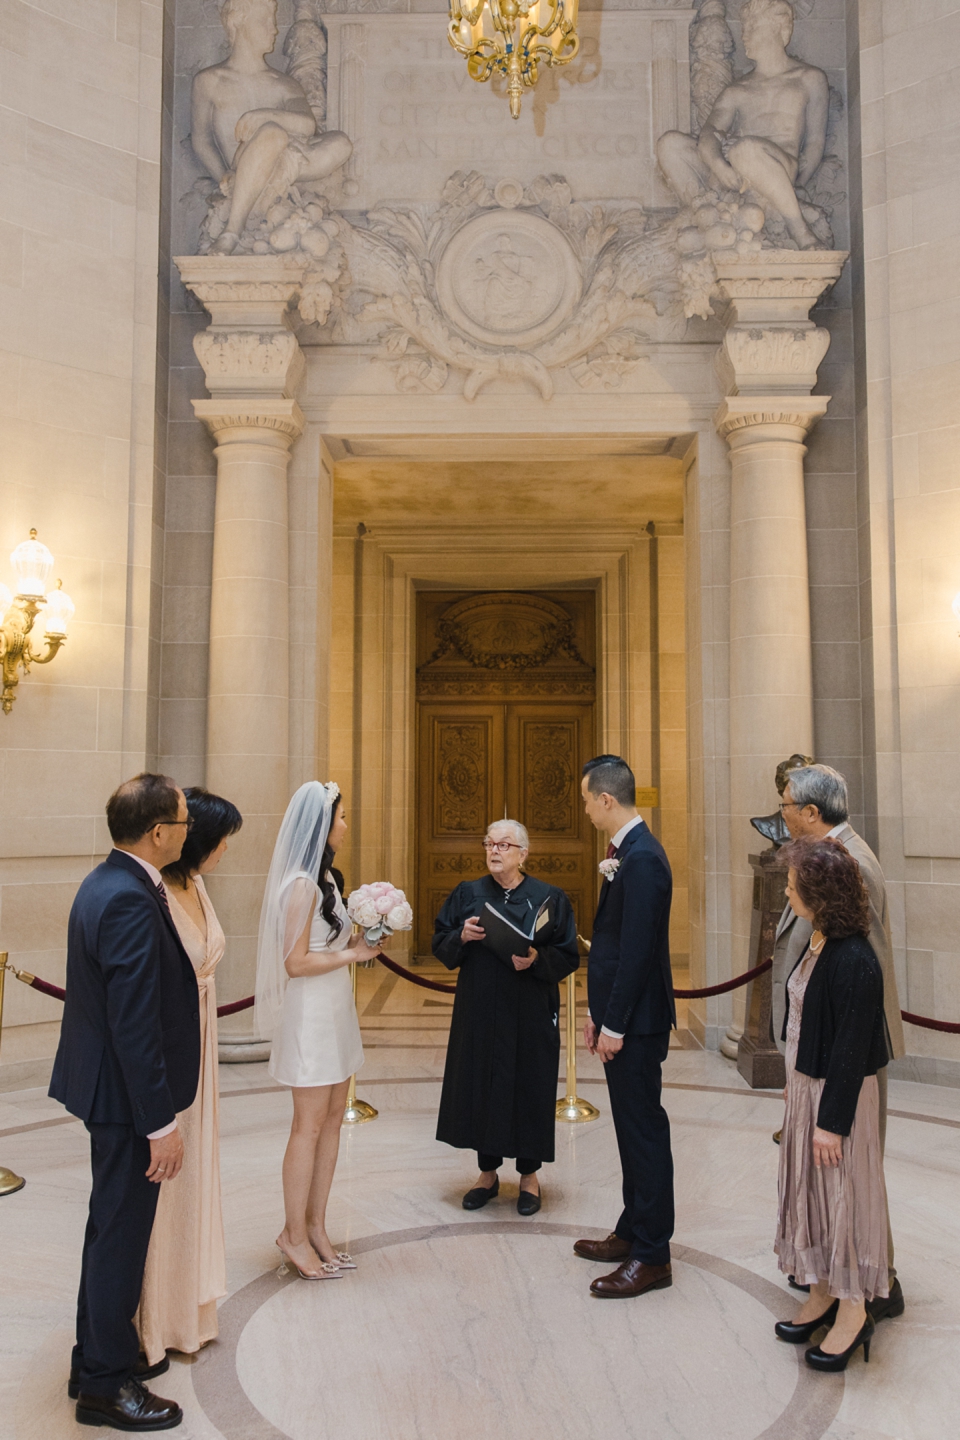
[0,0,165,1025]
[856,0,960,1083]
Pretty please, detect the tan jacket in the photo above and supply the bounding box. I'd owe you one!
[771,822,905,1060]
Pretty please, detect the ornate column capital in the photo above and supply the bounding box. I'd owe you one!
[191,397,305,448]
[175,255,309,400]
[713,249,848,401]
[714,396,830,448]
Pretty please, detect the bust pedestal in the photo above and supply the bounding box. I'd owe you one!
[737,848,788,1090]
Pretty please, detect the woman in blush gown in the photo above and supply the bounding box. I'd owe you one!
[255,781,379,1281]
[138,787,242,1366]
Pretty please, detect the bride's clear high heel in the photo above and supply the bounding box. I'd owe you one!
[333,1251,357,1269]
[276,1242,343,1280]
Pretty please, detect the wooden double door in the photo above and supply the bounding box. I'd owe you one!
[416,701,597,952]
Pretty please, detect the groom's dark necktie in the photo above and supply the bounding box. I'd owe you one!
[606,842,618,859]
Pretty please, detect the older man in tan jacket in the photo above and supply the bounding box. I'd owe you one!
[771,763,905,1323]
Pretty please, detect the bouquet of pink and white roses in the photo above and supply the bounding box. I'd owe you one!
[346,882,413,945]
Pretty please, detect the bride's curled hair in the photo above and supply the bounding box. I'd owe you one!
[318,794,344,938]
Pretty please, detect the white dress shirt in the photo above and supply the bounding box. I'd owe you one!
[117,850,178,1141]
[599,816,645,1039]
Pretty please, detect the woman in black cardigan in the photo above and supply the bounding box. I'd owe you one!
[774,837,891,1372]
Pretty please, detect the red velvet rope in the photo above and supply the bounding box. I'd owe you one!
[11,962,960,1032]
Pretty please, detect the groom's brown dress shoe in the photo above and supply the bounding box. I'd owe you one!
[76,1378,182,1430]
[590,1259,672,1298]
[573,1233,632,1263]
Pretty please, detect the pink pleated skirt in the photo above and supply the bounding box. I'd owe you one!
[775,1070,889,1302]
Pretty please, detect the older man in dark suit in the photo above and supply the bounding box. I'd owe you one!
[573,755,676,1299]
[50,774,201,1432]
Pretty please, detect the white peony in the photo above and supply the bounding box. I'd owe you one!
[387,901,413,931]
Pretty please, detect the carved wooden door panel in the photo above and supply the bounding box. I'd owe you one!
[507,704,595,938]
[416,706,505,950]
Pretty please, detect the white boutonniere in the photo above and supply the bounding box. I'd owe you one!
[598,858,620,881]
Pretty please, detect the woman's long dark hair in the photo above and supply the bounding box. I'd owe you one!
[318,794,344,937]
[163,787,243,888]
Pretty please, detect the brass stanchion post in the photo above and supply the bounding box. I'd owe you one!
[0,954,27,1194]
[556,969,598,1123]
[343,960,377,1124]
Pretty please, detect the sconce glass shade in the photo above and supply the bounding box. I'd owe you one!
[43,582,75,638]
[11,531,54,598]
[0,582,12,617]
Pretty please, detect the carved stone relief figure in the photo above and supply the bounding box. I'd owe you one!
[191,0,352,264]
[658,0,832,251]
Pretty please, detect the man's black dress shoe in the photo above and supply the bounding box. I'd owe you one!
[69,1354,170,1400]
[867,1277,905,1322]
[517,1184,541,1216]
[462,1177,499,1210]
[76,1378,182,1430]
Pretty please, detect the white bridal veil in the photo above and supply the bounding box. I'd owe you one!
[254,780,339,1040]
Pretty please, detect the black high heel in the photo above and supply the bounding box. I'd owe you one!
[774,1298,839,1344]
[805,1313,875,1371]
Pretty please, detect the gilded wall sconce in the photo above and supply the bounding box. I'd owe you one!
[448,0,580,118]
[0,531,75,714]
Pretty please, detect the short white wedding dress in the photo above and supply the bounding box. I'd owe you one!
[268,881,364,1088]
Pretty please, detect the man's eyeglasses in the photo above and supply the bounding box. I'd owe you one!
[155,817,194,831]
[482,840,523,852]
[777,802,800,813]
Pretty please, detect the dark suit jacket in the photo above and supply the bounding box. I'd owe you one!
[587,820,676,1036]
[49,850,201,1136]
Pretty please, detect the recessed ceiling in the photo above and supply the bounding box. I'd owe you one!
[326,433,694,463]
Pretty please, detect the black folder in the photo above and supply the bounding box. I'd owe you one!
[478,898,554,965]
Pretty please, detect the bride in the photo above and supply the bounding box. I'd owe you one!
[255,781,378,1280]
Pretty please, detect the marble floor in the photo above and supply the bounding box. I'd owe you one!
[2,963,959,1439]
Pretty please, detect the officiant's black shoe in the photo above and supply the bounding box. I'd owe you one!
[517,1183,541,1216]
[775,1299,839,1343]
[76,1378,182,1430]
[788,1275,811,1293]
[574,1233,631,1263]
[69,1355,170,1400]
[867,1278,905,1323]
[462,1177,499,1210]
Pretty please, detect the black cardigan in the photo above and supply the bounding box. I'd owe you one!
[782,933,890,1137]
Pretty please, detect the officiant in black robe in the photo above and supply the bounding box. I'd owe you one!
[433,819,579,1215]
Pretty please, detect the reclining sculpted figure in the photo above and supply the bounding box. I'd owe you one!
[657,0,829,250]
[191,0,352,255]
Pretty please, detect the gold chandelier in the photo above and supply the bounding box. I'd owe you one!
[448,0,580,119]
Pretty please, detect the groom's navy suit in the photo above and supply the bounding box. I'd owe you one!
[50,850,200,1395]
[588,820,675,1265]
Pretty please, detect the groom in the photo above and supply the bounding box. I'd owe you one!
[575,755,676,1298]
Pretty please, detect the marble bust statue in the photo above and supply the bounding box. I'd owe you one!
[191,0,352,255]
[657,0,828,250]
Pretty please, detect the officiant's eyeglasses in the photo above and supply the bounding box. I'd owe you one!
[482,840,523,852]
[155,816,194,831]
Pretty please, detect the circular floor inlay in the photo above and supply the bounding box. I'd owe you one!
[193,1225,844,1440]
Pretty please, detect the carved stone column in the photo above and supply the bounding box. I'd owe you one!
[713,251,847,1071]
[175,257,309,1023]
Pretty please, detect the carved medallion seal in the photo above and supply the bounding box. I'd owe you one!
[435,211,582,348]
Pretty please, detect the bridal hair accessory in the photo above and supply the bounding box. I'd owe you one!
[322,780,340,801]
[347,882,413,944]
[598,858,620,880]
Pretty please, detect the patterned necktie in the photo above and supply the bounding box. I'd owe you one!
[155,880,172,916]
[606,842,617,859]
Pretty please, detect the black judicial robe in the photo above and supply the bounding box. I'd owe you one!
[433,875,579,1162]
